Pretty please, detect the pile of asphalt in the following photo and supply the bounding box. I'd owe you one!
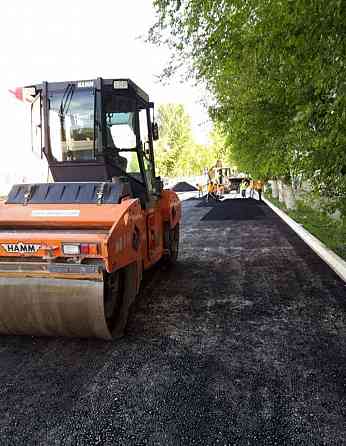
[171,181,198,192]
[196,199,220,207]
[202,197,266,220]
[0,198,345,445]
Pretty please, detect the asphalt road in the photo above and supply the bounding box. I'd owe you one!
[0,197,345,445]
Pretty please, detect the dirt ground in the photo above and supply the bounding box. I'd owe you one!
[0,197,345,445]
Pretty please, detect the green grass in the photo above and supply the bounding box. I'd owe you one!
[266,193,346,261]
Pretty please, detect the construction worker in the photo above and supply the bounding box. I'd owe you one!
[196,183,203,198]
[207,181,218,201]
[207,181,214,201]
[249,179,255,198]
[213,181,218,196]
[254,179,265,201]
[240,179,248,198]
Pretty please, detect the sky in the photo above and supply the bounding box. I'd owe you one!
[0,0,211,191]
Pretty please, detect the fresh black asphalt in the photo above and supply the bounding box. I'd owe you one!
[0,197,345,445]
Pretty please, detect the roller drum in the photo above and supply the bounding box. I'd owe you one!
[0,277,113,339]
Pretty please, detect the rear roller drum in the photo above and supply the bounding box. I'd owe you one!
[164,223,180,265]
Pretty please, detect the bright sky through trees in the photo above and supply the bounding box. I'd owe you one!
[0,0,211,191]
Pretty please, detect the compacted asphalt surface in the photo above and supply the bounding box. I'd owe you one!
[0,196,345,445]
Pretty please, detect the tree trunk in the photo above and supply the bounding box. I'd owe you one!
[283,182,296,210]
[271,180,279,199]
[278,180,285,202]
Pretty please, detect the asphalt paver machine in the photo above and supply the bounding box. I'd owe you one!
[0,78,181,339]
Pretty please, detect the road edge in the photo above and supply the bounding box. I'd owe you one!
[263,196,346,283]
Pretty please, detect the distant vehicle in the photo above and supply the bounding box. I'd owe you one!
[228,177,244,194]
[208,162,245,193]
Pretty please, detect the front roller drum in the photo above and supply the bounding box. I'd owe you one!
[0,264,138,340]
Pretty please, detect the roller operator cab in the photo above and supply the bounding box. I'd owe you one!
[0,78,181,339]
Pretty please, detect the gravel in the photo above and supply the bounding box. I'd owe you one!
[0,197,345,445]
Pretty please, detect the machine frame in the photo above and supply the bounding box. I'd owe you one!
[0,78,181,339]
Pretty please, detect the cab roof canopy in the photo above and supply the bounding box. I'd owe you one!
[28,78,150,108]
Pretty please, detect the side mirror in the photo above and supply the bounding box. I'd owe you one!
[152,122,159,141]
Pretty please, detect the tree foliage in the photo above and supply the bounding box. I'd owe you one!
[151,0,346,212]
[155,103,192,176]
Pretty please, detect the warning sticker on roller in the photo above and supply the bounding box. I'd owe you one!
[31,210,80,217]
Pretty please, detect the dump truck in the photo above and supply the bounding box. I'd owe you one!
[0,78,181,339]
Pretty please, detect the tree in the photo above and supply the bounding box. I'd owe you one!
[155,103,194,177]
[155,103,231,177]
[151,0,346,213]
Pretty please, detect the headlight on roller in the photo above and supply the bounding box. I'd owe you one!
[62,244,80,255]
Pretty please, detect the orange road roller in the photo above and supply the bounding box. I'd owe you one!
[0,78,181,339]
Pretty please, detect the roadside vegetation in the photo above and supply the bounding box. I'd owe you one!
[150,0,346,217]
[266,190,346,261]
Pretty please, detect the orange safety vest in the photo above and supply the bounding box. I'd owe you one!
[254,180,264,190]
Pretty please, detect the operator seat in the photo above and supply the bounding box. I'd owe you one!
[104,126,147,206]
[104,126,128,172]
